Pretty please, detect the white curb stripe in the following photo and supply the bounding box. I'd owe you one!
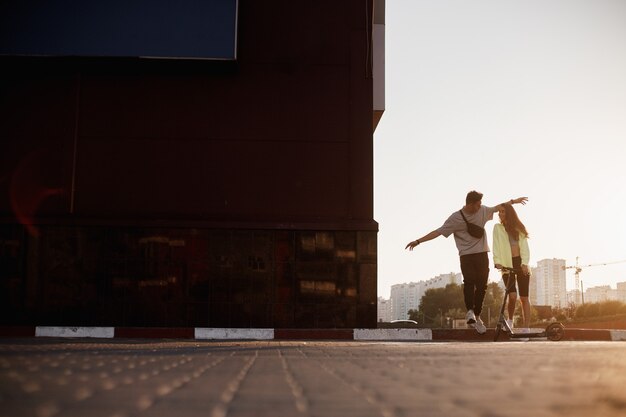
[610,330,626,341]
[36,326,115,338]
[354,328,433,341]
[194,328,274,340]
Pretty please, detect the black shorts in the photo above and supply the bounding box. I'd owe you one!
[503,256,530,297]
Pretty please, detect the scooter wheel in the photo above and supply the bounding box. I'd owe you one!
[494,324,502,342]
[546,322,565,341]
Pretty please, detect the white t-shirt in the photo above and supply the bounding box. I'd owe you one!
[436,205,498,256]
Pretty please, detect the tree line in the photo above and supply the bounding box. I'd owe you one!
[574,300,626,318]
[407,282,626,327]
[408,283,503,328]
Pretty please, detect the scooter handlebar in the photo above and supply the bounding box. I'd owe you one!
[497,266,523,273]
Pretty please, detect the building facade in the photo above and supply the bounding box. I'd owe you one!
[377,296,391,323]
[387,272,462,321]
[618,282,626,303]
[584,285,613,304]
[0,0,385,329]
[584,282,626,304]
[531,259,567,308]
[389,283,418,321]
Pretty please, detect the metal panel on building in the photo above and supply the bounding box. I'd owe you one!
[0,0,238,60]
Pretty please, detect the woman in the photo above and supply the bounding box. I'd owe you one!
[493,203,531,331]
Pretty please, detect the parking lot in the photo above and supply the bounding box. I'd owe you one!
[1,339,625,417]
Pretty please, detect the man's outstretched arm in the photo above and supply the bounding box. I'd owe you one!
[405,230,441,251]
[499,197,528,207]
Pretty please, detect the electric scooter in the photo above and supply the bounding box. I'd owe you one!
[494,267,565,342]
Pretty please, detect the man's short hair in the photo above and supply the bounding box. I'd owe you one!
[466,190,483,205]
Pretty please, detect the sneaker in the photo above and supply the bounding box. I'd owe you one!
[466,309,476,325]
[474,317,486,334]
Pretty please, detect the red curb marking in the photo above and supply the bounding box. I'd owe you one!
[561,329,611,341]
[114,327,195,339]
[274,329,354,340]
[432,329,495,341]
[0,326,36,338]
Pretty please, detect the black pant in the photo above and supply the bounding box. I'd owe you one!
[503,256,530,296]
[460,252,489,316]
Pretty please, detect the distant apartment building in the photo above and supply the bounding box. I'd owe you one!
[584,285,613,303]
[387,272,462,321]
[529,272,538,305]
[425,273,463,291]
[584,282,626,304]
[377,297,392,323]
[389,282,419,321]
[531,259,567,308]
[618,282,626,302]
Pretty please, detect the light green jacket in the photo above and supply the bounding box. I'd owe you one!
[492,223,530,269]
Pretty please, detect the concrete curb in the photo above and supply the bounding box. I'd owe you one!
[35,326,115,338]
[354,328,432,341]
[0,326,624,341]
[195,328,274,340]
[611,330,626,341]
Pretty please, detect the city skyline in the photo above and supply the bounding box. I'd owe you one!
[379,258,626,323]
[381,258,625,299]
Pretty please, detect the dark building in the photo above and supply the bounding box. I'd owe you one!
[0,0,385,329]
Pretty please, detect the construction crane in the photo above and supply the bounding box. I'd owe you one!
[563,257,626,305]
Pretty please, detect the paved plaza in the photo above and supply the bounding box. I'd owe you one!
[1,339,625,417]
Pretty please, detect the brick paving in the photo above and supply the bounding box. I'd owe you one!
[1,339,625,417]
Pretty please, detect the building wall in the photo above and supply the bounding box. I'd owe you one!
[388,273,461,321]
[0,225,376,328]
[529,267,539,306]
[617,282,626,303]
[377,296,391,323]
[390,284,409,321]
[0,0,380,328]
[584,283,626,304]
[533,259,567,308]
[584,285,612,304]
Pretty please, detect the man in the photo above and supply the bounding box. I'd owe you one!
[405,191,528,334]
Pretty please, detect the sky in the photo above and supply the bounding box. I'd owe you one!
[374,0,626,298]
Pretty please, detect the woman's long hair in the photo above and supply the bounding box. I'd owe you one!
[503,204,529,239]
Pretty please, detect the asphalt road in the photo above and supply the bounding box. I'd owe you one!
[1,339,625,417]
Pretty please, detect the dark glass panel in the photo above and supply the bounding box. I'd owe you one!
[272,303,295,328]
[335,231,356,262]
[294,303,316,328]
[0,225,27,324]
[296,232,317,262]
[274,262,294,304]
[208,302,230,327]
[359,263,377,305]
[248,303,272,328]
[274,231,294,263]
[188,302,209,327]
[357,231,377,262]
[0,225,376,328]
[356,303,377,328]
